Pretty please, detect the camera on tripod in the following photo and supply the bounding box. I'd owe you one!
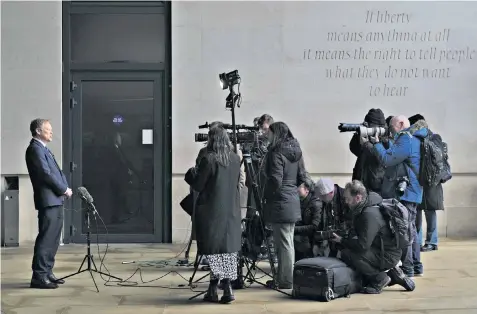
[194,122,258,143]
[396,176,410,197]
[338,122,388,138]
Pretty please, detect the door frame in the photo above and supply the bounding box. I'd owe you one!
[62,1,172,243]
[69,72,165,243]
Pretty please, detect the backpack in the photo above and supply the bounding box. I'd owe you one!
[378,199,410,249]
[419,134,447,187]
[440,141,452,184]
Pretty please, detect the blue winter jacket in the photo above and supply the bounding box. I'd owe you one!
[374,120,429,204]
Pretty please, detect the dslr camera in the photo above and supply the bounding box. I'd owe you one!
[338,122,388,138]
[396,176,410,197]
[314,227,349,242]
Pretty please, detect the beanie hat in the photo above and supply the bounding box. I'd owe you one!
[385,115,394,127]
[364,108,386,127]
[409,114,425,125]
[315,178,334,198]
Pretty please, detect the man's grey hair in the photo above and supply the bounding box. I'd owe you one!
[29,118,49,137]
[344,180,368,197]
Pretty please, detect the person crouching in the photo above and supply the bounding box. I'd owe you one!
[330,180,412,294]
[294,177,322,262]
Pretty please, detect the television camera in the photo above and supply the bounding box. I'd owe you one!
[338,122,388,138]
[194,122,267,159]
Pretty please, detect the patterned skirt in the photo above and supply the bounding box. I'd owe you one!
[205,252,239,281]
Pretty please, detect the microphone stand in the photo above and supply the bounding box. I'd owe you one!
[58,200,122,292]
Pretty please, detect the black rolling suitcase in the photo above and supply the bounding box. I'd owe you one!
[292,257,362,302]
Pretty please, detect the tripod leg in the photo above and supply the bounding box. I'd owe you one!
[185,234,193,260]
[77,255,88,272]
[57,269,88,281]
[188,254,201,287]
[92,270,123,281]
[88,270,99,293]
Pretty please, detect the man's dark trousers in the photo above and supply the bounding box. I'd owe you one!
[400,201,423,276]
[32,206,64,279]
[341,248,398,283]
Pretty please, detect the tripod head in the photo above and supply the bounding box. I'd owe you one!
[219,70,242,151]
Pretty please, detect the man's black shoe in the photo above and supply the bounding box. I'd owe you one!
[30,277,58,289]
[363,276,391,294]
[421,244,438,252]
[388,267,415,291]
[48,273,65,284]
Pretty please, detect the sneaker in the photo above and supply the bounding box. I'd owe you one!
[414,271,424,277]
[363,276,391,294]
[421,244,438,252]
[387,267,415,291]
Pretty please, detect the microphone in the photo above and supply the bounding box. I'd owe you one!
[77,186,94,204]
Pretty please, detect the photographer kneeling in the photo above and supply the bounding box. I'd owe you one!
[331,180,413,294]
[294,177,322,262]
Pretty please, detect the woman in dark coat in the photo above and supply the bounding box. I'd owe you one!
[184,127,242,304]
[263,121,304,289]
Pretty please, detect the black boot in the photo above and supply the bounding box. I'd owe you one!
[203,279,219,303]
[220,279,235,304]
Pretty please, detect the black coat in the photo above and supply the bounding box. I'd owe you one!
[185,152,242,255]
[341,192,402,260]
[263,138,302,224]
[294,192,323,252]
[349,134,389,194]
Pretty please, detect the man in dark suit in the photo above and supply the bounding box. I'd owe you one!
[25,118,72,289]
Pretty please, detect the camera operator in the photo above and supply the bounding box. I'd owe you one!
[365,115,429,278]
[294,177,322,262]
[245,114,277,261]
[330,180,413,294]
[314,178,351,257]
[262,121,303,289]
[184,127,242,304]
[257,114,274,136]
[349,108,388,194]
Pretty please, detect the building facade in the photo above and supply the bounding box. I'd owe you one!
[1,1,477,245]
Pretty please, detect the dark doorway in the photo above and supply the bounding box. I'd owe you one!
[62,1,171,243]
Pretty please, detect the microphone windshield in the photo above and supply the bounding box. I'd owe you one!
[77,186,94,203]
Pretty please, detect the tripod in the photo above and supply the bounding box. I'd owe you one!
[58,206,122,292]
[188,253,211,300]
[238,151,291,297]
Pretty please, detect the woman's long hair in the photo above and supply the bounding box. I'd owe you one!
[206,127,233,166]
[268,121,294,150]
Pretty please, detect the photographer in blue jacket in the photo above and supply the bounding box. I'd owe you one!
[363,115,429,277]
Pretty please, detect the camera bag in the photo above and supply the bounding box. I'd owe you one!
[292,257,362,302]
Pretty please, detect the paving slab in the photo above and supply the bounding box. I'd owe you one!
[2,239,477,313]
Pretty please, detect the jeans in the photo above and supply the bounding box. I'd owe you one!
[421,210,438,246]
[400,201,423,275]
[271,223,295,287]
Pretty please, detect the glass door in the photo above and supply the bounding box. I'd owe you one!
[70,72,164,242]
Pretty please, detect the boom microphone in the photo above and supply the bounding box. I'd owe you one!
[77,186,94,204]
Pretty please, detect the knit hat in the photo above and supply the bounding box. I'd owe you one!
[315,178,334,198]
[364,108,386,127]
[385,115,394,127]
[409,114,425,125]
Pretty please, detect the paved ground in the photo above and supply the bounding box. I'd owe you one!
[2,239,477,314]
